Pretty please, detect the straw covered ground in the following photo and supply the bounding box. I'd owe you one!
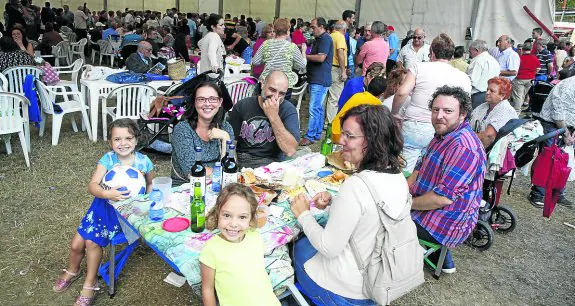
[1,107,574,306]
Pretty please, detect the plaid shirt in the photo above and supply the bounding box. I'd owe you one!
[411,122,486,247]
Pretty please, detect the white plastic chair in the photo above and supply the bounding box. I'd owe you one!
[0,73,8,91]
[101,84,156,141]
[98,39,116,67]
[52,41,71,66]
[291,81,308,120]
[2,66,43,152]
[0,92,30,167]
[2,66,44,94]
[35,79,92,145]
[224,63,251,78]
[226,78,257,106]
[53,58,84,92]
[70,38,87,63]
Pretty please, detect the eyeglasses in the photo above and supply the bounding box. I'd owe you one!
[341,131,365,141]
[413,36,424,40]
[195,96,221,104]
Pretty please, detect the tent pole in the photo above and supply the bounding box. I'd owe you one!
[355,0,361,25]
[218,0,223,16]
[104,0,108,11]
[176,0,180,12]
[275,0,281,18]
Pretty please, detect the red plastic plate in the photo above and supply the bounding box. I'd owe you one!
[162,217,190,232]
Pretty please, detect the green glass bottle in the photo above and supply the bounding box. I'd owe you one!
[190,182,205,233]
[320,123,333,156]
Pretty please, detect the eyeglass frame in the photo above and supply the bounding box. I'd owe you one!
[340,130,365,141]
[195,96,222,104]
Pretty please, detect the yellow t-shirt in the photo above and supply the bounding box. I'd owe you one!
[331,31,347,67]
[199,230,280,306]
[331,92,382,143]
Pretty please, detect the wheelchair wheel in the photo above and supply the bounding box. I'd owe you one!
[467,220,494,251]
[490,204,517,233]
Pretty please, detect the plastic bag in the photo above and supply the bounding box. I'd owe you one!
[105,71,147,84]
[81,65,117,81]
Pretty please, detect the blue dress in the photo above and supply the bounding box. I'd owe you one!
[77,152,154,247]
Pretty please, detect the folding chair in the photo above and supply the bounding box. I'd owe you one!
[102,84,157,141]
[0,92,31,167]
[419,239,449,279]
[98,39,117,67]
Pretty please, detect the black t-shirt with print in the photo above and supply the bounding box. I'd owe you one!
[228,96,300,161]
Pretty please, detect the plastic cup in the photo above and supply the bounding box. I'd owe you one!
[152,177,172,203]
[256,205,269,228]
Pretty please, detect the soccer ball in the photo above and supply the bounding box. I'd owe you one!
[102,166,147,198]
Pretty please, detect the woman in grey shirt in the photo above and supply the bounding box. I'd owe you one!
[171,81,234,186]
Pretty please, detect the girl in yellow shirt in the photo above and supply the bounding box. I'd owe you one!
[200,184,280,306]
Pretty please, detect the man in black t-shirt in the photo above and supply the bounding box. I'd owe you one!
[229,71,301,168]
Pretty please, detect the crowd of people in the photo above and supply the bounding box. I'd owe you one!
[3,3,573,305]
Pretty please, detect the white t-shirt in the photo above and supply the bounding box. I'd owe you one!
[397,42,431,70]
[403,61,472,122]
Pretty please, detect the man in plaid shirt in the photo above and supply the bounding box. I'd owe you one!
[407,86,486,274]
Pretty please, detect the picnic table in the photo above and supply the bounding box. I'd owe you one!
[110,153,332,297]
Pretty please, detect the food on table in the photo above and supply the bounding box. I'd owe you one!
[327,151,356,171]
[239,170,257,185]
[249,185,277,206]
[321,170,348,186]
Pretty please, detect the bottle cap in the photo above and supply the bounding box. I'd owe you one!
[195,146,202,152]
[215,162,221,166]
[226,140,233,144]
[229,144,235,149]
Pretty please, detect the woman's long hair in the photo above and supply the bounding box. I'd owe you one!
[340,104,404,173]
[182,81,225,130]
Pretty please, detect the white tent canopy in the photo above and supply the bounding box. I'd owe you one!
[56,0,554,45]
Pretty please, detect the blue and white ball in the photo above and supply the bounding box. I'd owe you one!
[102,166,146,198]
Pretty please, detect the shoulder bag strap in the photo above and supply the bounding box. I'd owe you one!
[349,172,386,274]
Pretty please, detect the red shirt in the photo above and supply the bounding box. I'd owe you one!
[516,54,540,80]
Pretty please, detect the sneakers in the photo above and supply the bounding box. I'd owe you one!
[441,256,456,274]
[558,196,574,208]
[528,194,544,208]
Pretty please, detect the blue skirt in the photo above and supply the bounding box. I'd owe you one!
[77,197,122,247]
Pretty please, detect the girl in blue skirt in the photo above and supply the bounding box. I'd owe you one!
[53,119,155,306]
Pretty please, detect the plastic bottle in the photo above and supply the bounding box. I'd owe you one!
[190,182,205,233]
[212,162,222,193]
[149,188,164,222]
[190,146,206,198]
[222,144,238,187]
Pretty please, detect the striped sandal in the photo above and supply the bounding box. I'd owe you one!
[53,269,82,293]
[74,283,100,306]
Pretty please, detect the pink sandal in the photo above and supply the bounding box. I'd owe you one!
[74,283,100,306]
[53,269,82,293]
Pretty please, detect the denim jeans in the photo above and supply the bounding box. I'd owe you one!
[530,119,566,198]
[401,120,435,173]
[305,84,329,142]
[294,237,377,306]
